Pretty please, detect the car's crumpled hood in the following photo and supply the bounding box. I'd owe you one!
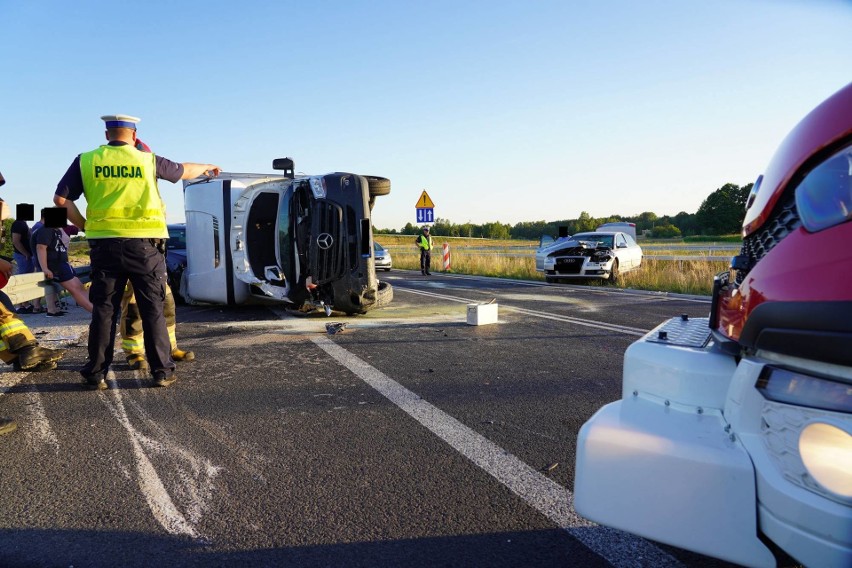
[547,239,611,257]
[538,236,575,255]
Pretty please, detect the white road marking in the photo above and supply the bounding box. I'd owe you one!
[23,385,59,450]
[99,376,220,538]
[123,396,222,525]
[397,287,648,336]
[312,336,683,567]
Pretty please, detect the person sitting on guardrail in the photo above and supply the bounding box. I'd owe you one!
[32,208,93,315]
[29,216,65,315]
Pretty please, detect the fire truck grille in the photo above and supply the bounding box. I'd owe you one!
[737,194,801,285]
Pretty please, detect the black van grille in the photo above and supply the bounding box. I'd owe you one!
[310,200,345,284]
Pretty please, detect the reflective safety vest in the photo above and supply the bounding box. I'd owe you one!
[79,145,168,238]
[416,234,433,251]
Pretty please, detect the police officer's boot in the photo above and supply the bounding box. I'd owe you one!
[8,334,65,371]
[171,348,195,362]
[126,353,149,371]
[0,417,17,436]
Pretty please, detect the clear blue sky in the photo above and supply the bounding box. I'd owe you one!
[1,0,850,231]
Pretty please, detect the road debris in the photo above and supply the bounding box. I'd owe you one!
[325,322,347,335]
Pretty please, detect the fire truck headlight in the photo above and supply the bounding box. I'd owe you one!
[799,422,852,499]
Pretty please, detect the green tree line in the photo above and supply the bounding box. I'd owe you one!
[378,182,752,239]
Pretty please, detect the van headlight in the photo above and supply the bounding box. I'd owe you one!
[799,422,852,499]
[310,177,327,198]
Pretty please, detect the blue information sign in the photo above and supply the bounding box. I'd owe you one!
[416,208,434,223]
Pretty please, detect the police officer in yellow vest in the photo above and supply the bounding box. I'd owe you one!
[54,114,220,389]
[416,225,433,275]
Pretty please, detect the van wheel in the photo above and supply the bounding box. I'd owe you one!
[375,280,393,308]
[365,176,391,197]
[545,275,558,284]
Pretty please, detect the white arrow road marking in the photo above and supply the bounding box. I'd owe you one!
[312,336,683,567]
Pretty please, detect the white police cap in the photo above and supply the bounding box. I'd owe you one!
[100,114,140,129]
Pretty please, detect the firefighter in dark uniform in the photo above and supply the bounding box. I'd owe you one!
[120,138,194,371]
[54,114,220,389]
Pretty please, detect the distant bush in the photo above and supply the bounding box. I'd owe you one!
[650,224,682,238]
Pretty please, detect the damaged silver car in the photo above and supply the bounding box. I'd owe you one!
[539,231,642,283]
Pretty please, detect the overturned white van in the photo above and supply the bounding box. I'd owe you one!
[179,158,392,315]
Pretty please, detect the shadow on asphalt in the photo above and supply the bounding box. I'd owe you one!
[0,527,618,568]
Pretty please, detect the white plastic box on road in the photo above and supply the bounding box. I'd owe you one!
[467,303,498,326]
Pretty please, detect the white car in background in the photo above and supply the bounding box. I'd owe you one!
[539,230,642,283]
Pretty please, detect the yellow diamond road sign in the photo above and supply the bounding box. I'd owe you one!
[416,190,435,209]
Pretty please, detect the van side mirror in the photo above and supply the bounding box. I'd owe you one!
[272,158,295,179]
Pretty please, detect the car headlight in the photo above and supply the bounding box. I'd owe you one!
[799,421,852,499]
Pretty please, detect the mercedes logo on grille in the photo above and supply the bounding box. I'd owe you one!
[316,233,334,250]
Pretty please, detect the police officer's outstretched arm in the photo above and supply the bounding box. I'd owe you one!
[180,163,221,180]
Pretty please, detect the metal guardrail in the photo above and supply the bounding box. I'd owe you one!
[473,253,731,261]
[382,247,732,262]
[384,244,740,254]
[642,255,731,262]
[2,266,91,305]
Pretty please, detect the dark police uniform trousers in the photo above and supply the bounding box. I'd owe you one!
[82,238,174,378]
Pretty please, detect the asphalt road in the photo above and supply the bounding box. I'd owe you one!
[0,272,738,568]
